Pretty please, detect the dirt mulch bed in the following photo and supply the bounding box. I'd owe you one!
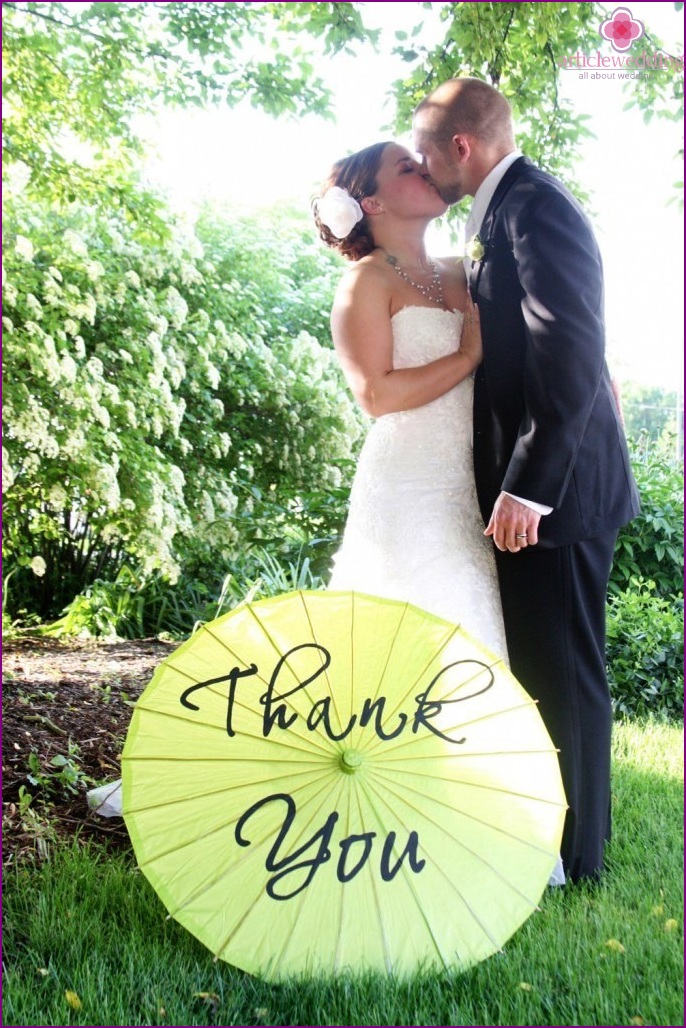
[2,636,178,863]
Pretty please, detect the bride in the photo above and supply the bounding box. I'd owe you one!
[313,141,507,660]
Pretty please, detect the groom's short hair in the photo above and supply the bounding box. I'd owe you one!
[415,78,514,148]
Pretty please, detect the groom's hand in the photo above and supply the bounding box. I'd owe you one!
[485,493,541,552]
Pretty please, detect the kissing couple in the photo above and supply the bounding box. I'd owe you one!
[313,77,640,885]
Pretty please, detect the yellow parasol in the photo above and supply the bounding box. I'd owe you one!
[122,590,566,979]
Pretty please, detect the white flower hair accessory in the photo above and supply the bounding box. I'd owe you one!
[316,186,364,240]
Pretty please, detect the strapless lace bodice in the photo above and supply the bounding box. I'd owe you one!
[390,305,463,365]
[329,306,508,661]
[369,307,475,506]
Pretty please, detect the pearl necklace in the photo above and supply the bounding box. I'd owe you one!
[384,252,444,306]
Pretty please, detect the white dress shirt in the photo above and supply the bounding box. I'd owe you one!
[464,149,522,245]
[466,150,553,518]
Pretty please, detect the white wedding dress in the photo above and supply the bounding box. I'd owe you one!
[329,305,507,659]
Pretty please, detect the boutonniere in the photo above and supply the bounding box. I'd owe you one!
[459,233,486,263]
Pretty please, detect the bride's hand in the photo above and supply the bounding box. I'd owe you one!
[459,291,482,369]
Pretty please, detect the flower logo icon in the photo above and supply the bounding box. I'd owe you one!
[599,7,645,52]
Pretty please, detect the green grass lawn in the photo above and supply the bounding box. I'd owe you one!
[3,720,683,1027]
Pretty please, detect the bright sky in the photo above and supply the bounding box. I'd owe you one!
[143,1,684,391]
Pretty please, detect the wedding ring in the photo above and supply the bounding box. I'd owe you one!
[515,532,528,539]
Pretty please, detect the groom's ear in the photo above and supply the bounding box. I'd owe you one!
[360,197,384,216]
[452,134,472,163]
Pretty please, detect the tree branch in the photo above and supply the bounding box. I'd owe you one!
[1,1,176,63]
[545,41,560,115]
[488,3,517,86]
[2,1,116,46]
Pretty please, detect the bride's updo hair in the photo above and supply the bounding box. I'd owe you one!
[313,141,392,261]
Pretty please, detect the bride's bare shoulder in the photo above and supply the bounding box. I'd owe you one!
[335,253,391,303]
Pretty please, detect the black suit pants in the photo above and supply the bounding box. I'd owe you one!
[494,531,618,882]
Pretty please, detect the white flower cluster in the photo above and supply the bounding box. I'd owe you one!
[2,446,16,493]
[3,198,367,593]
[165,286,189,329]
[63,230,89,258]
[15,235,34,262]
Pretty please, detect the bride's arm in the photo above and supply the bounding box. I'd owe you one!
[331,268,481,418]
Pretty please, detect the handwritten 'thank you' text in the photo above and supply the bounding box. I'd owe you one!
[179,643,495,745]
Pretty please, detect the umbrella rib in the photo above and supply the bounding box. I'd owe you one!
[194,772,351,954]
[130,701,337,759]
[332,768,352,975]
[374,746,560,761]
[125,748,559,764]
[159,768,345,919]
[133,702,235,732]
[210,851,309,974]
[372,765,567,809]
[124,761,336,816]
[155,610,337,757]
[321,771,370,976]
[124,753,335,765]
[133,763,342,866]
[245,596,332,709]
[358,782,476,964]
[350,593,356,747]
[206,879,282,972]
[192,619,340,757]
[355,594,409,706]
[334,779,395,975]
[376,764,567,818]
[298,590,352,751]
[362,698,548,760]
[362,778,540,944]
[356,608,461,741]
[336,596,417,746]
[362,649,509,759]
[163,631,272,694]
[373,772,561,880]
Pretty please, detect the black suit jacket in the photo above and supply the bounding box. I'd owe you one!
[470,157,640,547]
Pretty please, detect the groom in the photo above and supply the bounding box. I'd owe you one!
[413,78,639,882]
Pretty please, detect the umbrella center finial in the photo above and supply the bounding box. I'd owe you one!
[339,749,364,774]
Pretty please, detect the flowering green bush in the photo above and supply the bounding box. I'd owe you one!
[611,443,683,600]
[2,193,364,619]
[607,579,684,721]
[608,445,683,721]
